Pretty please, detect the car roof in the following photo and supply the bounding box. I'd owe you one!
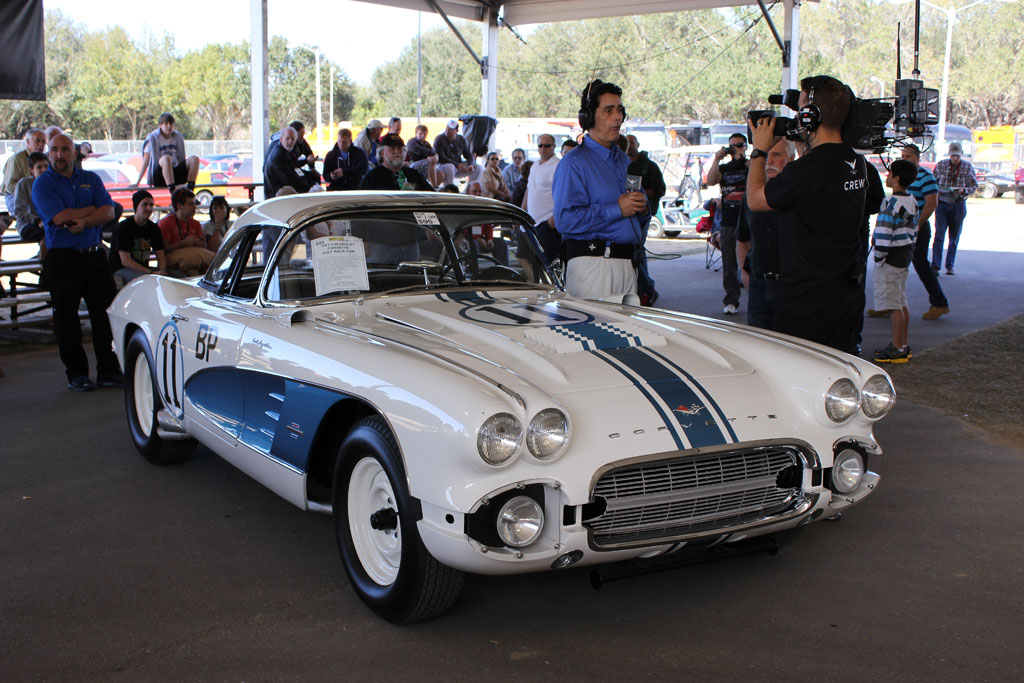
[234,191,533,230]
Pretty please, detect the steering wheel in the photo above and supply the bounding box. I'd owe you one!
[438,253,502,281]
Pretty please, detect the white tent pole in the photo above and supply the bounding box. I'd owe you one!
[250,0,269,201]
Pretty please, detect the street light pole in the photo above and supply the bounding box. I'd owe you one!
[907,0,1015,147]
[297,45,323,135]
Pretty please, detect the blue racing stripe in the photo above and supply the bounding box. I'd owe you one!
[605,347,729,447]
[644,347,738,443]
[592,351,686,450]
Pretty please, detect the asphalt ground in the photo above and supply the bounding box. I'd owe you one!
[2,196,1022,681]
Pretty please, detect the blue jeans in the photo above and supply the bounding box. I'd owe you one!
[747,277,782,329]
[932,200,966,270]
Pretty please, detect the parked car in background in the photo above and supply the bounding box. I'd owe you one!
[224,157,256,202]
[85,160,171,211]
[194,168,230,209]
[1015,167,1024,204]
[972,165,1016,199]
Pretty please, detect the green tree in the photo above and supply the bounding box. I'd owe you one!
[175,43,251,139]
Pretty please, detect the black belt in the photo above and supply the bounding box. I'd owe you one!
[51,245,102,255]
[755,272,781,280]
[563,238,636,261]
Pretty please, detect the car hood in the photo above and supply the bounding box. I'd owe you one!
[344,290,760,394]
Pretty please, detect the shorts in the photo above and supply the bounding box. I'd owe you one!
[152,161,190,187]
[873,261,909,311]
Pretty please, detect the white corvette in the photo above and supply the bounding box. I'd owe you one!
[108,192,895,622]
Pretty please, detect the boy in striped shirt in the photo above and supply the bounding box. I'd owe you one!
[871,160,919,363]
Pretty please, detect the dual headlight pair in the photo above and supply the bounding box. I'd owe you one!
[825,374,895,423]
[477,408,569,466]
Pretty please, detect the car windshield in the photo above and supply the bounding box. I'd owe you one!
[263,208,557,303]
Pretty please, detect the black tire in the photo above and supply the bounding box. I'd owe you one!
[195,190,214,210]
[333,416,464,623]
[665,229,681,238]
[124,330,196,465]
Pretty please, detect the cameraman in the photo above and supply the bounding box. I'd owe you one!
[706,134,749,315]
[746,75,867,354]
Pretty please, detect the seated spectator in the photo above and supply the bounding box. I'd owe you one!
[202,196,233,252]
[463,182,509,265]
[434,119,481,187]
[440,184,460,193]
[158,189,214,276]
[75,141,93,170]
[13,152,49,244]
[355,119,385,168]
[136,112,201,192]
[264,127,315,198]
[388,117,402,137]
[407,124,439,187]
[561,139,578,156]
[116,190,167,284]
[358,134,433,191]
[481,152,512,202]
[322,128,368,191]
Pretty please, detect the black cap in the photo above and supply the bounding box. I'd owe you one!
[132,189,153,210]
[379,133,405,148]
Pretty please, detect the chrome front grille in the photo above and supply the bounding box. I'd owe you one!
[586,445,808,549]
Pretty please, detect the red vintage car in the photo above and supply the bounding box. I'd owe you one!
[86,161,173,211]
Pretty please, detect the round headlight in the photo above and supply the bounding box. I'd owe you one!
[527,409,569,460]
[477,413,522,465]
[862,374,896,418]
[832,448,865,494]
[825,378,860,423]
[496,495,544,547]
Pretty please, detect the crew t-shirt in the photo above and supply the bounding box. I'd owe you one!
[762,142,867,300]
[116,218,164,267]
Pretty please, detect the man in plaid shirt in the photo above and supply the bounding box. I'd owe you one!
[931,142,977,275]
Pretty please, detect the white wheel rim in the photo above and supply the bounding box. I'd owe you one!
[133,354,154,437]
[348,457,401,586]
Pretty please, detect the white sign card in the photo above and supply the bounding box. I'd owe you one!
[413,211,440,225]
[310,236,370,295]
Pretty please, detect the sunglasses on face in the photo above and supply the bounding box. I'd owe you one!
[538,143,553,148]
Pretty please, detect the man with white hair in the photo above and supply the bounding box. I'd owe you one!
[736,138,796,329]
[2,127,46,213]
[434,119,480,187]
[264,127,315,198]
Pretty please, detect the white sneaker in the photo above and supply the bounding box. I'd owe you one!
[723,304,738,314]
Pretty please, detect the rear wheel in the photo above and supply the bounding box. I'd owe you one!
[981,183,998,200]
[124,330,196,465]
[333,416,464,623]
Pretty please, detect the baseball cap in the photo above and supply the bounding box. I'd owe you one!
[378,133,405,148]
[367,118,384,129]
[948,142,963,156]
[446,119,459,130]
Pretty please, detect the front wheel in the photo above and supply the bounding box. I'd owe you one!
[647,216,665,239]
[980,183,998,200]
[124,330,196,465]
[333,416,464,623]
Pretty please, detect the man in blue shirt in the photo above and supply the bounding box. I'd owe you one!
[553,79,649,300]
[32,134,123,392]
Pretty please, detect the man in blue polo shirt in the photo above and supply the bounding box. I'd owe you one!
[553,79,649,301]
[32,134,123,392]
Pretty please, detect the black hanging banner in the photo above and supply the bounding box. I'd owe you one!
[0,0,46,101]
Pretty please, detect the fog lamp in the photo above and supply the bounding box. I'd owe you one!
[496,495,544,548]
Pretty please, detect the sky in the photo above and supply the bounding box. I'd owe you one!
[44,0,465,85]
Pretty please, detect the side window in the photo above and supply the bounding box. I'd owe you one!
[202,225,274,298]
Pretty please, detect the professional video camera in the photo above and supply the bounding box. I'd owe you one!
[747,77,936,154]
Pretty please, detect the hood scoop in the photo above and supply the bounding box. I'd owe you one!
[524,321,666,354]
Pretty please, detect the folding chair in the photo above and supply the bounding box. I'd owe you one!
[705,229,722,272]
